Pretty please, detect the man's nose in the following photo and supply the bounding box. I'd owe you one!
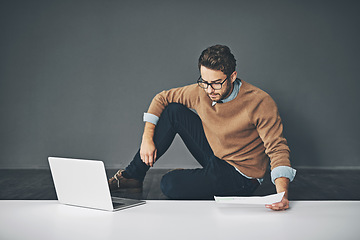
[206,85,215,94]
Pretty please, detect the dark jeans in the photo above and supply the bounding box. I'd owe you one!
[125,103,259,200]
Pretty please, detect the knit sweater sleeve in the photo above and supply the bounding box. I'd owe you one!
[249,94,291,170]
[147,84,200,117]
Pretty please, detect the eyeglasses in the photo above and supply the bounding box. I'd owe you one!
[197,76,228,90]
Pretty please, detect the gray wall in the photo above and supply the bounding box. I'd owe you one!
[1,0,359,169]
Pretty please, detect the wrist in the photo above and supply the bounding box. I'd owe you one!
[143,122,155,140]
[142,134,153,142]
[274,177,289,198]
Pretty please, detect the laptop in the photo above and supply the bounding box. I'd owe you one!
[48,157,146,211]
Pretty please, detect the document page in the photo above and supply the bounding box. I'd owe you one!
[214,192,285,205]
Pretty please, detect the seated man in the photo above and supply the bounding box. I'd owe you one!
[109,44,296,211]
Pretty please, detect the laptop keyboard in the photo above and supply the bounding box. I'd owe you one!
[112,201,125,208]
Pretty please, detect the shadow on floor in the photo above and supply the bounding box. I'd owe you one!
[0,168,359,200]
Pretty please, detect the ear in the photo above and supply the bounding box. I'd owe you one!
[230,71,237,83]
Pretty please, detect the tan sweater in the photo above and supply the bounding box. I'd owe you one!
[147,80,291,179]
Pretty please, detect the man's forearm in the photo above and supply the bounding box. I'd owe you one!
[274,177,290,198]
[142,122,156,141]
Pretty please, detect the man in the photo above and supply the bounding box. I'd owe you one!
[109,45,296,211]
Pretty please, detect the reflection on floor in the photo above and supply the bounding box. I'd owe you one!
[0,168,359,200]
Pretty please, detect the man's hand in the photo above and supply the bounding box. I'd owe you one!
[265,177,290,211]
[265,197,289,211]
[140,122,157,167]
[140,137,157,167]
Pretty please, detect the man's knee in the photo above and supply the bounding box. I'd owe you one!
[162,103,187,116]
[161,103,199,127]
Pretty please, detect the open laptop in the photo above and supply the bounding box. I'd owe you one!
[48,157,145,211]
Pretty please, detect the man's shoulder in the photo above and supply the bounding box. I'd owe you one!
[154,83,205,107]
[240,81,279,117]
[241,80,272,101]
[162,83,199,92]
[157,83,200,96]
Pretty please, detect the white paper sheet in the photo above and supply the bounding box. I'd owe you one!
[214,192,285,205]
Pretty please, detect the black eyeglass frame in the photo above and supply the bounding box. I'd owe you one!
[197,76,229,90]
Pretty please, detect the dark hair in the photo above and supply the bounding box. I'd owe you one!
[198,45,236,76]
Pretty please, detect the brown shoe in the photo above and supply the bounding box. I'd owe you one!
[108,170,143,193]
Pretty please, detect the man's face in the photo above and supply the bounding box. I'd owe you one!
[199,66,237,102]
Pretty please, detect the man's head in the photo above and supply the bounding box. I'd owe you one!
[198,45,237,102]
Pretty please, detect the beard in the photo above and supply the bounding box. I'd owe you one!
[207,81,233,102]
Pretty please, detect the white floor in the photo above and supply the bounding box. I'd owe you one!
[1,200,359,240]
